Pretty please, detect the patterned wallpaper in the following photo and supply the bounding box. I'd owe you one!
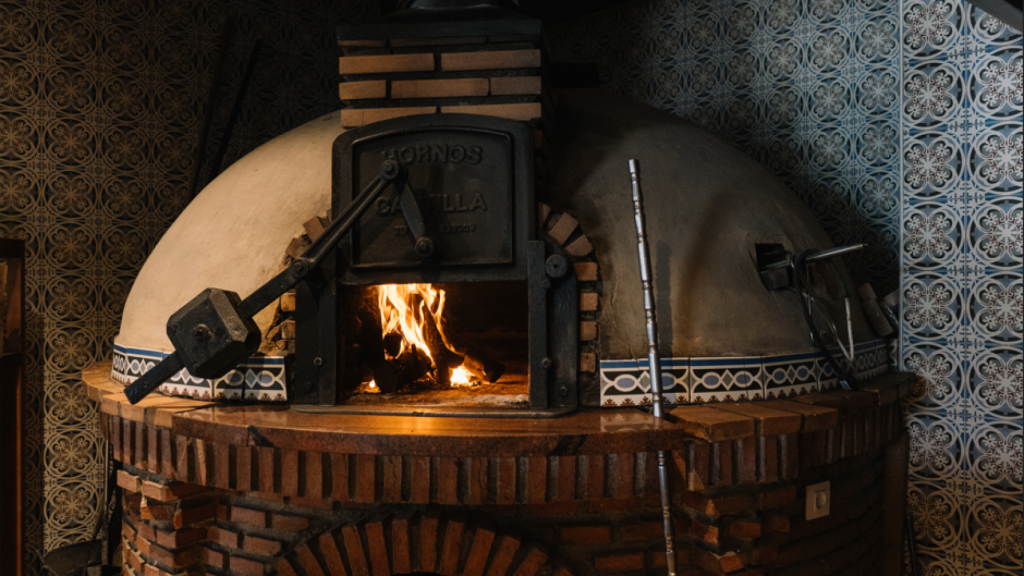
[0,0,375,572]
[548,0,1022,574]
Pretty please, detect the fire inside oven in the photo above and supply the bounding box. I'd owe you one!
[339,281,529,403]
[290,114,578,415]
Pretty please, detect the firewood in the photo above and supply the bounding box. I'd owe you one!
[382,331,403,358]
[415,294,463,389]
[354,308,385,368]
[372,345,430,393]
[446,331,505,383]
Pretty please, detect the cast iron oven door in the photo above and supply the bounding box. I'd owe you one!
[290,114,578,416]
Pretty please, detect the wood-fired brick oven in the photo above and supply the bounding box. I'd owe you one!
[85,5,916,575]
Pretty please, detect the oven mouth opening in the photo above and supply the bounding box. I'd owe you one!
[336,280,531,410]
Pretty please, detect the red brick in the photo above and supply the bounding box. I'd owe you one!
[489,76,542,96]
[440,49,541,72]
[693,521,720,544]
[574,262,598,281]
[765,515,790,533]
[147,542,195,568]
[318,532,347,576]
[230,555,267,576]
[339,53,434,75]
[420,508,441,572]
[343,525,370,576]
[339,80,387,100]
[730,521,762,539]
[392,515,412,575]
[682,492,755,516]
[589,498,639,512]
[136,521,156,542]
[393,78,489,99]
[484,535,520,576]
[751,545,777,566]
[512,546,548,576]
[464,526,495,576]
[693,548,745,574]
[245,534,282,557]
[622,521,664,542]
[762,486,798,510]
[275,558,300,576]
[271,513,310,532]
[209,526,239,548]
[560,525,611,544]
[173,502,217,529]
[595,553,644,573]
[297,543,327,576]
[439,515,466,576]
[366,519,391,576]
[117,470,141,492]
[229,506,266,527]
[202,547,226,569]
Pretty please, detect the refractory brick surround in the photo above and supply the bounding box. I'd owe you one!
[89,365,914,576]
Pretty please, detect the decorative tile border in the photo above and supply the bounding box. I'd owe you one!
[599,339,892,406]
[600,358,689,407]
[111,343,288,402]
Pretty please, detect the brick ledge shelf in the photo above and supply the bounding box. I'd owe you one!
[83,363,915,576]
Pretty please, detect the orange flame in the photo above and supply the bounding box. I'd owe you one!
[377,283,448,362]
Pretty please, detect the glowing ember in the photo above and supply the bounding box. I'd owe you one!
[368,380,376,389]
[450,366,471,387]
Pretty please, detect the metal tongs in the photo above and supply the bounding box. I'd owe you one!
[759,243,866,390]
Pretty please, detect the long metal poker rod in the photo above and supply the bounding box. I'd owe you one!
[628,159,677,576]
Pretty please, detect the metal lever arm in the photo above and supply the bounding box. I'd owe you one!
[124,160,402,404]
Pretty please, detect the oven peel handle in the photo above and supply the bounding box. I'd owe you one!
[124,160,402,405]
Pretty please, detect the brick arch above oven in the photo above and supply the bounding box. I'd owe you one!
[274,509,569,576]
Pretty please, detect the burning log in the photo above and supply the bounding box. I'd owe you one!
[416,294,463,389]
[372,345,430,393]
[446,331,505,383]
[382,331,403,358]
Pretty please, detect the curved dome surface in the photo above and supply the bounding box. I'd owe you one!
[117,111,344,352]
[547,90,875,359]
[118,93,878,370]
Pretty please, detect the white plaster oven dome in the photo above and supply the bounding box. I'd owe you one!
[113,91,886,403]
[116,110,343,354]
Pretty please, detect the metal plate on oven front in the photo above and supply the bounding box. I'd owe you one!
[349,128,514,269]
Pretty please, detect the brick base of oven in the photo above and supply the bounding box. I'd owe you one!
[113,436,906,576]
[88,363,913,576]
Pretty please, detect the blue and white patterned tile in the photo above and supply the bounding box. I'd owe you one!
[964,419,1022,494]
[904,199,964,268]
[903,130,965,199]
[907,477,966,551]
[904,60,966,128]
[963,269,1022,345]
[904,341,965,408]
[964,195,1022,269]
[964,494,1023,570]
[599,358,690,407]
[908,409,966,479]
[965,43,1022,122]
[690,356,764,403]
[966,346,1023,420]
[763,351,820,399]
[902,0,965,62]
[903,269,965,339]
[967,121,1023,196]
